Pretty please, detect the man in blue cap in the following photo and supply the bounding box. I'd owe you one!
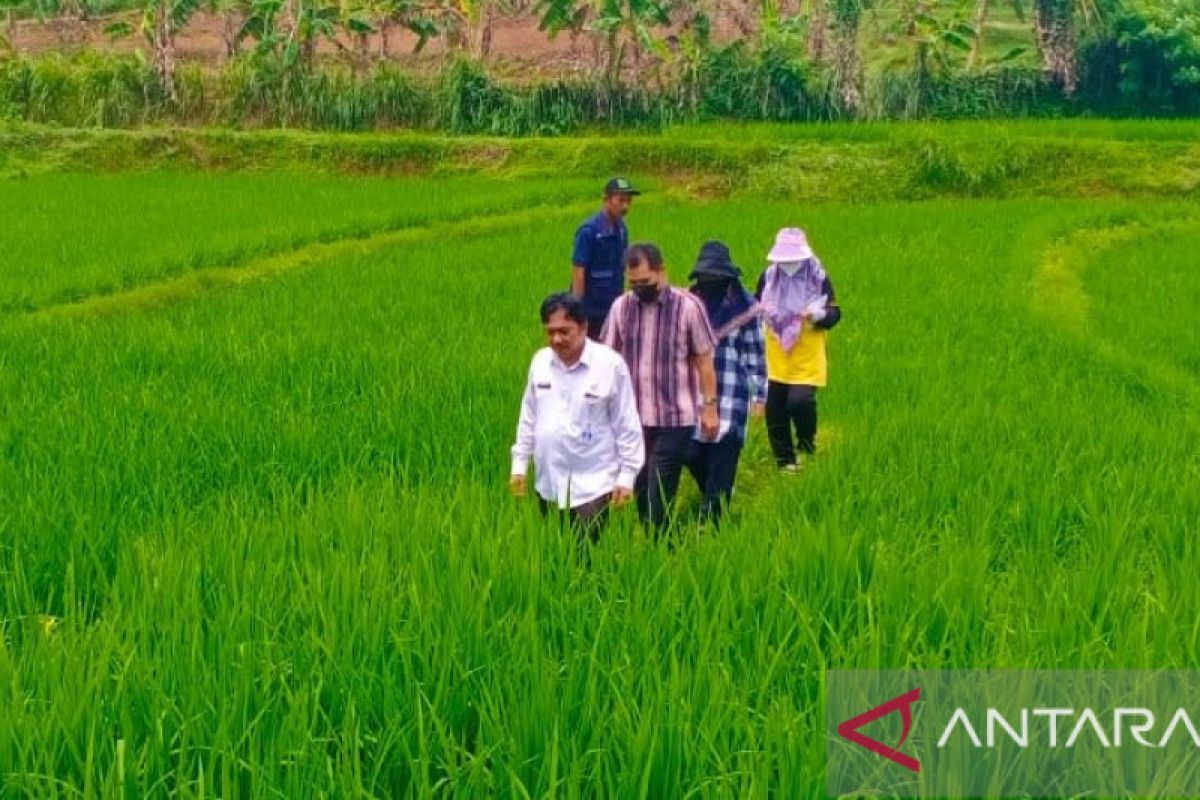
[571,177,640,339]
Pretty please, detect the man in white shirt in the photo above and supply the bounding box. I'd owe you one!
[511,293,645,541]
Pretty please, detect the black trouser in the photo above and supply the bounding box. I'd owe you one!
[766,381,818,466]
[538,493,611,544]
[586,313,608,341]
[686,432,744,527]
[636,426,693,530]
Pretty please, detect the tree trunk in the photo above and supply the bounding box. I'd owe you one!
[471,0,495,60]
[378,17,390,59]
[445,9,467,53]
[807,0,828,64]
[1034,0,1077,94]
[967,0,988,70]
[831,12,861,114]
[590,28,604,79]
[220,10,242,61]
[605,29,621,84]
[150,0,176,100]
[353,31,369,73]
[1,15,14,58]
[284,0,300,60]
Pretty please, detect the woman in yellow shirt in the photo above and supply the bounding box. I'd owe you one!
[755,228,843,472]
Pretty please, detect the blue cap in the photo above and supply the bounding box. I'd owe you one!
[604,177,641,196]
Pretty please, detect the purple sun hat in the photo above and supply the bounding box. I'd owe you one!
[767,228,815,263]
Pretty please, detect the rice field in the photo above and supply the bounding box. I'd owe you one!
[1,136,1198,797]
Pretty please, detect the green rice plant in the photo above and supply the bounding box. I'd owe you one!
[0,170,598,310]
[0,164,1197,794]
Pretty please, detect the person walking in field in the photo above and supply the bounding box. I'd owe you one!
[571,177,639,339]
[684,241,766,527]
[756,228,843,473]
[601,243,720,531]
[510,293,645,542]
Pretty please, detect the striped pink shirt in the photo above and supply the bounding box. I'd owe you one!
[600,286,717,428]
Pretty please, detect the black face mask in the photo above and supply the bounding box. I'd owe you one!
[694,280,730,302]
[633,285,661,304]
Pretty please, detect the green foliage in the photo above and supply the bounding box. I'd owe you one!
[0,51,157,125]
[1081,0,1200,114]
[869,64,1059,118]
[698,37,827,122]
[221,57,430,128]
[2,0,1197,121]
[437,57,677,134]
[103,19,136,39]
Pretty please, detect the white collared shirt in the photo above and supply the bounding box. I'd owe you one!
[511,340,645,509]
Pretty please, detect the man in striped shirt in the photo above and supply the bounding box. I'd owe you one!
[600,243,720,530]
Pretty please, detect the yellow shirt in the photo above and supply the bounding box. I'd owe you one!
[765,321,828,386]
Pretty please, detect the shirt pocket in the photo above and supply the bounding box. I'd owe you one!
[531,363,555,396]
[577,380,613,431]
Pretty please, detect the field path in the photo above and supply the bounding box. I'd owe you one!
[1031,216,1200,422]
[30,201,593,322]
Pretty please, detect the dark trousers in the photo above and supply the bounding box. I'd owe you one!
[538,493,611,544]
[686,433,744,527]
[636,426,693,529]
[766,381,818,466]
[586,313,608,341]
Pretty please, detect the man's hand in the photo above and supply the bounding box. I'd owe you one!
[700,406,720,441]
[610,487,632,507]
[751,401,765,419]
[509,475,527,497]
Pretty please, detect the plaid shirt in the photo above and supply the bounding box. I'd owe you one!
[699,304,767,442]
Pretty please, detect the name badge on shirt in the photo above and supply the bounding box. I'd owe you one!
[581,390,602,442]
[535,382,551,391]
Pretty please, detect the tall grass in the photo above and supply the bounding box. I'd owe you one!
[0,176,1197,793]
[0,50,1083,133]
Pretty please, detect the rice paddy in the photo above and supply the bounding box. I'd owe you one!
[1,127,1197,796]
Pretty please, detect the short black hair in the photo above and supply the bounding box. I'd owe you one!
[540,292,587,325]
[625,242,664,271]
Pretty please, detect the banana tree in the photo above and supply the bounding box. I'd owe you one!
[335,0,375,67]
[292,0,341,68]
[450,0,498,59]
[537,0,672,80]
[237,0,285,57]
[142,0,202,99]
[208,0,249,60]
[1,0,14,54]
[966,0,1028,69]
[884,0,976,76]
[592,0,673,80]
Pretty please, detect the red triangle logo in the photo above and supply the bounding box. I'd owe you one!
[836,688,922,773]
